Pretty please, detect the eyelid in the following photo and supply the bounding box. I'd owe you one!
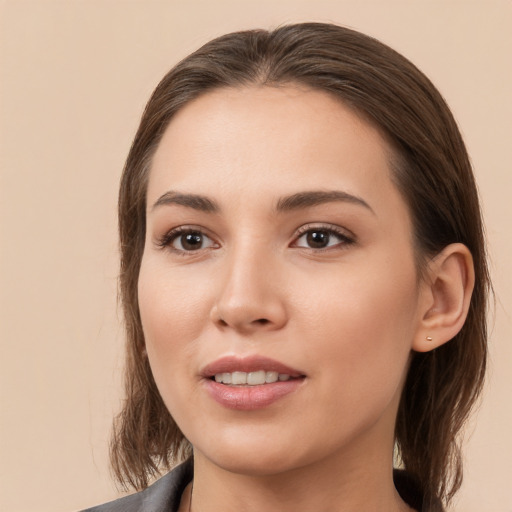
[155,225,219,254]
[291,223,356,250]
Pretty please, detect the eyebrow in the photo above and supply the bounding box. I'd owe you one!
[275,190,374,214]
[151,189,374,215]
[151,191,220,213]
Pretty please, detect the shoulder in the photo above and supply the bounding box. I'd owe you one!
[80,459,193,512]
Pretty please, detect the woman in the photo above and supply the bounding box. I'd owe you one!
[83,22,489,512]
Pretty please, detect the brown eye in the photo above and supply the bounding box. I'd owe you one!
[294,226,353,250]
[305,230,331,249]
[171,230,214,251]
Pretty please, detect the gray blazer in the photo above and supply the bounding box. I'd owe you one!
[80,459,193,512]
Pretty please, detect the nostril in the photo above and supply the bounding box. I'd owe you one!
[255,318,270,325]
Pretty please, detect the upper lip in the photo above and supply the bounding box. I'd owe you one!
[201,355,304,378]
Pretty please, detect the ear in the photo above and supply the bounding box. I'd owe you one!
[413,243,475,352]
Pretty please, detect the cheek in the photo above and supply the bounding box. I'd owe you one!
[137,258,213,431]
[137,258,211,382]
[297,260,419,411]
[139,256,208,336]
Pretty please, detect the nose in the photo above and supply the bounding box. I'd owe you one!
[210,245,288,334]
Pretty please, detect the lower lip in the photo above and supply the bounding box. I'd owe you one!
[204,378,304,410]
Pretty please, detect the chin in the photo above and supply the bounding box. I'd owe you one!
[191,427,333,478]
[202,450,305,477]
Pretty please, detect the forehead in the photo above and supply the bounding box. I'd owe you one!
[148,85,403,219]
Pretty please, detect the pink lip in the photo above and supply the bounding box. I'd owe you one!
[201,355,304,378]
[201,355,305,411]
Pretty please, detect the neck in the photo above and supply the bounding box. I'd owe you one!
[189,439,411,512]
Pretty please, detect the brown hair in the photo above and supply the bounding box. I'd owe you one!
[111,22,489,506]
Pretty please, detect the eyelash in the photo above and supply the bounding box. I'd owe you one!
[293,224,355,251]
[155,224,355,255]
[155,226,217,255]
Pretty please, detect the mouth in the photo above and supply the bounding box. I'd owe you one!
[201,355,305,410]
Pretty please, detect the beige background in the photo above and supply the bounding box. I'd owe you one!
[1,1,511,511]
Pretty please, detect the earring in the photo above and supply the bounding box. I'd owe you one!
[426,336,433,342]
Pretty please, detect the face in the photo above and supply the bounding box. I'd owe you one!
[139,86,425,477]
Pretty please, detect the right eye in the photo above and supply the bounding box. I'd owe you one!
[158,228,217,253]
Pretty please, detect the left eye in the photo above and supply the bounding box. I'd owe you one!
[294,228,350,249]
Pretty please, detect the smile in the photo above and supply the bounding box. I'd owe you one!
[202,356,305,410]
[214,370,292,385]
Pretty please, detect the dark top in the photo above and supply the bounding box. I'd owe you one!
[81,459,444,512]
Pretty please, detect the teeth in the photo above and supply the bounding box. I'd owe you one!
[213,371,292,385]
[247,370,265,385]
[215,372,232,384]
[265,371,278,383]
[232,371,247,385]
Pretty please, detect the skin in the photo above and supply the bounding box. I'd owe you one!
[138,85,473,512]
